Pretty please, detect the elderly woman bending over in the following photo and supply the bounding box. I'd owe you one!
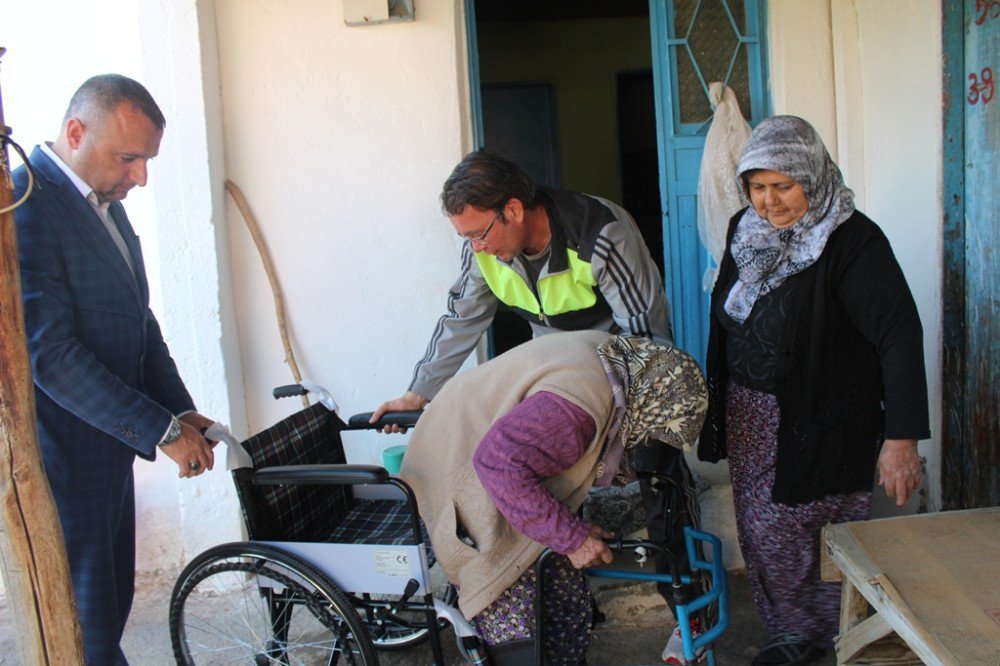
[401,330,707,664]
[698,115,929,666]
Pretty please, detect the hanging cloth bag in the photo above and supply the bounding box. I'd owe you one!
[697,82,752,291]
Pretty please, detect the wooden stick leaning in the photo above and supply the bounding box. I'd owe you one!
[0,47,87,664]
[225,180,309,408]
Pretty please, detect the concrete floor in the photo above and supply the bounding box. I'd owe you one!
[0,570,837,665]
[368,571,837,666]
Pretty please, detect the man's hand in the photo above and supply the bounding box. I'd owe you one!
[567,525,613,569]
[877,439,921,507]
[160,421,215,478]
[370,391,427,434]
[179,412,218,445]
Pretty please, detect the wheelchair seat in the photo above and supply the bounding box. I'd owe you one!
[330,498,433,551]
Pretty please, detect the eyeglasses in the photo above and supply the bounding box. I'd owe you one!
[460,208,503,244]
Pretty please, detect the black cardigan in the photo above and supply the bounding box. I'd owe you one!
[698,210,930,505]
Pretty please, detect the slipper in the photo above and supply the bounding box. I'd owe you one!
[752,632,825,666]
[661,618,706,664]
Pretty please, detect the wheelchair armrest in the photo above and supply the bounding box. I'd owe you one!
[253,464,390,486]
[345,411,423,430]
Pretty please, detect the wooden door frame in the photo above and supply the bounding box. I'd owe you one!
[465,0,485,149]
[941,0,1000,509]
[941,0,965,510]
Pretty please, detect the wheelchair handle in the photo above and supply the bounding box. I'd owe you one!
[273,384,308,399]
[272,382,338,412]
[346,411,423,430]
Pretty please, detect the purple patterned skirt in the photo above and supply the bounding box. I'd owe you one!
[726,382,871,648]
[471,554,592,664]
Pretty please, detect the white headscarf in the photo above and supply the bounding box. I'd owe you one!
[724,116,855,324]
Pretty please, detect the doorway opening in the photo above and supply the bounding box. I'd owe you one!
[472,0,660,355]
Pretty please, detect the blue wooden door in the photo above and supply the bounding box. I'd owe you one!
[943,0,1000,508]
[649,0,769,363]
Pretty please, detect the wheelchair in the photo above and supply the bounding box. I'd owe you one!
[168,384,728,665]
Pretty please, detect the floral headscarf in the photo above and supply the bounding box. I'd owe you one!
[594,336,707,487]
[724,115,855,324]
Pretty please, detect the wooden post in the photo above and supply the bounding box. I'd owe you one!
[0,48,87,664]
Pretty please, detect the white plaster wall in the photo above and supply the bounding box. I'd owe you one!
[130,0,246,581]
[213,0,470,464]
[768,0,944,514]
[1,0,243,588]
[844,1,944,514]
[2,0,472,598]
[766,1,839,154]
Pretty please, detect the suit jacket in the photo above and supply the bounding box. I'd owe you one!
[13,146,195,495]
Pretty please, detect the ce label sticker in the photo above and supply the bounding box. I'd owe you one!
[373,549,410,576]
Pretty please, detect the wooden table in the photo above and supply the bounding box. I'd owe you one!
[822,507,1000,665]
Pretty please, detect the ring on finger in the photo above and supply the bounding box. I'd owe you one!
[189,460,201,472]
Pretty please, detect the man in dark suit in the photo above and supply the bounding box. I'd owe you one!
[13,74,216,665]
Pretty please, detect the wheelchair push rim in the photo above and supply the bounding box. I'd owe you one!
[169,542,379,665]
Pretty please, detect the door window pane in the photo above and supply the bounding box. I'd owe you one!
[674,0,752,125]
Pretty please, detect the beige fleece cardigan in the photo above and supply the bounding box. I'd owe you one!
[400,330,614,618]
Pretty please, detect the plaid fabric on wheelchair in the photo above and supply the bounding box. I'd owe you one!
[234,403,431,553]
[330,499,431,546]
[237,403,352,541]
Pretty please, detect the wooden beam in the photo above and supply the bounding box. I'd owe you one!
[835,611,893,664]
[837,576,870,635]
[0,48,86,664]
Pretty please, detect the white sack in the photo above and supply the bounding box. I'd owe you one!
[697,82,752,291]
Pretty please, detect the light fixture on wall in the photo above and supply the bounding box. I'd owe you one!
[344,0,414,26]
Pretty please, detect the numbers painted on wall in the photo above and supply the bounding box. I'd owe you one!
[968,67,996,105]
[975,0,1000,25]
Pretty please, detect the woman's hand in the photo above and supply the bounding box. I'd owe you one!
[877,439,921,507]
[567,525,613,569]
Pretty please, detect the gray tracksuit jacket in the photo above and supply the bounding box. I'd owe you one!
[408,187,673,400]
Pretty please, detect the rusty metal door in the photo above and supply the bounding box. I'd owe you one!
[942,0,1000,509]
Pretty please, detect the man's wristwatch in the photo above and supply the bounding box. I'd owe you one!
[160,416,182,447]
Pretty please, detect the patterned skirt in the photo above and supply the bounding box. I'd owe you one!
[471,554,592,665]
[726,382,871,648]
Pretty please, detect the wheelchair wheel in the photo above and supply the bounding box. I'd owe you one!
[358,567,458,651]
[170,542,378,665]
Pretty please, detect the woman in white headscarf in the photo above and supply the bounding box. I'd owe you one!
[698,116,929,666]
